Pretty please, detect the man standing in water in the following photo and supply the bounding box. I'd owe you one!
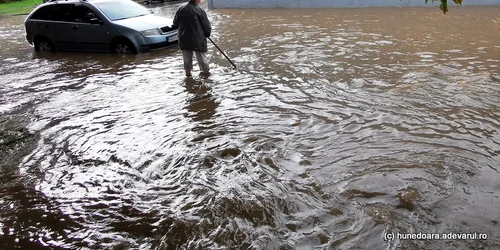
[173,0,212,78]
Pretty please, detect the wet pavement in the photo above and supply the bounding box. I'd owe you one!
[1,3,500,250]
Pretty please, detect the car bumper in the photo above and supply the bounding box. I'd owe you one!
[26,35,33,45]
[142,40,178,51]
[137,33,178,52]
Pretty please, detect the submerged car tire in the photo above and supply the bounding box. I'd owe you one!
[34,37,55,52]
[111,39,137,54]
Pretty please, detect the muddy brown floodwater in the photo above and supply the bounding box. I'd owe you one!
[1,2,500,250]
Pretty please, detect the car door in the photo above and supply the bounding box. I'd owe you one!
[46,3,81,50]
[70,4,114,52]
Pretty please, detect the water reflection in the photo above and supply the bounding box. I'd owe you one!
[184,78,218,123]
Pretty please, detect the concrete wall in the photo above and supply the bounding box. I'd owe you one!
[207,0,500,9]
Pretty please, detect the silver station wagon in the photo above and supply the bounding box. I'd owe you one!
[24,0,179,53]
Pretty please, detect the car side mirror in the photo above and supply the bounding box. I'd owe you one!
[90,18,102,25]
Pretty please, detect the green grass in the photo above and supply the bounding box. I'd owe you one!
[0,0,42,16]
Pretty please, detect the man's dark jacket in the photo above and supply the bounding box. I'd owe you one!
[173,1,212,52]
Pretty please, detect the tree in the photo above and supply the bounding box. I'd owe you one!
[426,0,463,13]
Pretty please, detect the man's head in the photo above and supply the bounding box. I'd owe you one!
[189,0,201,4]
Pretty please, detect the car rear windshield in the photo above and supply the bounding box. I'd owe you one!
[93,0,150,21]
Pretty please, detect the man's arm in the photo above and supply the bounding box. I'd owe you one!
[172,8,180,29]
[199,9,211,38]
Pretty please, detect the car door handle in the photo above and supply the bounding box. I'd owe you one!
[72,25,78,30]
[42,24,49,28]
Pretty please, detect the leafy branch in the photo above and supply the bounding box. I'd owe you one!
[425,0,463,14]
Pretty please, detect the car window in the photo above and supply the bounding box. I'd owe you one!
[49,4,74,22]
[30,6,52,20]
[93,0,150,21]
[72,5,99,23]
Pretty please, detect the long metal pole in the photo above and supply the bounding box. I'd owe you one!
[208,37,237,69]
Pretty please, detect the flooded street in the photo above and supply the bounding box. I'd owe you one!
[1,3,500,249]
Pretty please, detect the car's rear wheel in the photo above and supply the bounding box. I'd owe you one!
[111,39,137,54]
[34,37,55,52]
